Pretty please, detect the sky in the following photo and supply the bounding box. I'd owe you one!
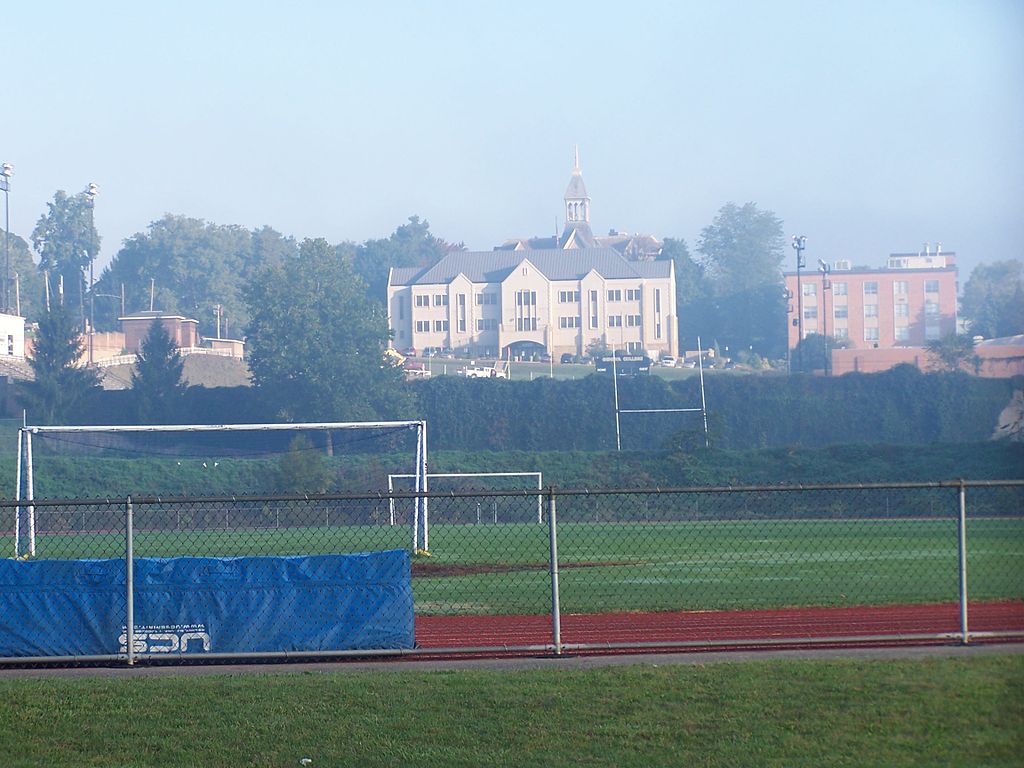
[4,1,1022,280]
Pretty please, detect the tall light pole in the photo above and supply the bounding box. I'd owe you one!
[1,163,13,314]
[85,183,99,365]
[818,259,831,375]
[791,235,806,372]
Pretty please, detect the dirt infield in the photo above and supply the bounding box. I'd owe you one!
[415,600,1024,650]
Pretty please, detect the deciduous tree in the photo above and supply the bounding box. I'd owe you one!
[31,189,99,327]
[353,216,450,303]
[93,215,297,334]
[694,203,787,357]
[960,260,1024,339]
[926,333,979,373]
[244,237,413,422]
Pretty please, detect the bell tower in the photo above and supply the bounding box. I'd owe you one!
[564,145,590,226]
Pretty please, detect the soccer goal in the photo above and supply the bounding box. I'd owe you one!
[13,420,428,558]
[387,472,544,549]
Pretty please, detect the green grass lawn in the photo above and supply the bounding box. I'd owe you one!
[4,517,1022,615]
[0,655,1020,767]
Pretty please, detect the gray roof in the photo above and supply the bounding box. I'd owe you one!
[564,172,589,200]
[389,248,671,287]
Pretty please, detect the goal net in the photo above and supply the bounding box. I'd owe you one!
[388,472,544,550]
[12,420,427,557]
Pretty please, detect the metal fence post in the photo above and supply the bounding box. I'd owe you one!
[547,487,562,655]
[126,496,135,666]
[958,480,969,645]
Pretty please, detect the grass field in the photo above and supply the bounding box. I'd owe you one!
[0,655,1020,767]
[4,517,1022,615]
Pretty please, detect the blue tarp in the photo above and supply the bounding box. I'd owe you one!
[0,550,414,658]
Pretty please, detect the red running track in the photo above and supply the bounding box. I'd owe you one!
[415,601,1024,652]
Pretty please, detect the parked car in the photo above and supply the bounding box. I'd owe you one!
[659,356,677,368]
[560,353,575,364]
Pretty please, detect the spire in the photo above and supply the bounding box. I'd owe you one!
[561,145,595,248]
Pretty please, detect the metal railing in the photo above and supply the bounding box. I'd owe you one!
[1,480,1021,664]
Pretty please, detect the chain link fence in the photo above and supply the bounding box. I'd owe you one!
[1,481,1021,663]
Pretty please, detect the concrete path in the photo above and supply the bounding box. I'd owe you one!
[1,641,1020,680]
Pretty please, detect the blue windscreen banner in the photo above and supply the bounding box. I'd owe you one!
[0,550,414,658]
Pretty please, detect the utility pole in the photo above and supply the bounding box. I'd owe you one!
[85,183,99,365]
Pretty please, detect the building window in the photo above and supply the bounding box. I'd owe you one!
[864,327,879,341]
[625,288,641,301]
[458,294,466,306]
[516,318,538,331]
[803,283,816,297]
[608,315,623,328]
[515,290,537,306]
[558,290,580,303]
[654,289,661,313]
[415,295,429,307]
[476,318,497,331]
[894,326,910,341]
[434,320,448,332]
[397,330,405,339]
[833,282,847,296]
[834,306,848,319]
[625,341,642,353]
[925,324,941,341]
[834,327,849,340]
[559,316,581,329]
[893,281,908,296]
[925,301,939,316]
[589,290,598,329]
[864,282,878,296]
[415,320,430,332]
[433,294,448,306]
[925,280,939,293]
[804,307,817,320]
[475,292,497,305]
[864,305,878,318]
[894,303,909,318]
[626,314,642,327]
[607,289,622,302]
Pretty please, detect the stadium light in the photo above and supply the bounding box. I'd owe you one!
[791,235,807,372]
[1,163,12,314]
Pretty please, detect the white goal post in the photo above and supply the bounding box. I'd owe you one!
[387,472,544,533]
[14,420,428,558]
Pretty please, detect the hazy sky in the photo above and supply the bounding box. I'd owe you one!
[5,1,1022,279]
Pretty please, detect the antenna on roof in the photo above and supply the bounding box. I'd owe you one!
[573,144,580,173]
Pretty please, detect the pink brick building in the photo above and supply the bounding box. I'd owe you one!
[785,248,958,354]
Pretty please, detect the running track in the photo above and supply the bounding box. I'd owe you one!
[416,601,1024,652]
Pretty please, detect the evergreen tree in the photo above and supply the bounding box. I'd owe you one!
[20,304,101,424]
[130,318,185,423]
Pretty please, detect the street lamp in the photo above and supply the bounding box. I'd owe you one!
[85,182,99,365]
[791,235,807,372]
[1,163,13,314]
[818,258,831,375]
